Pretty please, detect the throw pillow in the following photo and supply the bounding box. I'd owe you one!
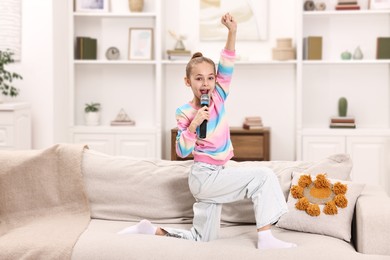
[276,172,364,242]
[221,154,353,225]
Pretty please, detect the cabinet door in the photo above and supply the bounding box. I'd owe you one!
[116,134,156,158]
[346,136,390,195]
[73,134,115,155]
[302,136,346,161]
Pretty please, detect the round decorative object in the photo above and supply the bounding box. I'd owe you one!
[304,1,315,11]
[315,2,326,11]
[341,51,352,60]
[105,47,120,60]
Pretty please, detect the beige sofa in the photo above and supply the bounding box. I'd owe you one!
[72,149,390,260]
[0,145,389,259]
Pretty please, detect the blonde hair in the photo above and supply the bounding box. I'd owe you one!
[185,52,216,78]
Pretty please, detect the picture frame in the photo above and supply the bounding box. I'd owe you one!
[369,0,390,9]
[199,0,269,41]
[75,0,109,12]
[128,28,153,60]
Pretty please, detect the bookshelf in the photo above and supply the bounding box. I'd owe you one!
[68,0,162,158]
[297,1,390,194]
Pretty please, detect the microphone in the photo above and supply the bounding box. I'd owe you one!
[199,94,209,139]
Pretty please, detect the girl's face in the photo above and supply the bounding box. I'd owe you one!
[184,61,216,104]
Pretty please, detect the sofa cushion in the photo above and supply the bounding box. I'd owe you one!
[82,149,195,224]
[82,150,352,225]
[276,172,364,242]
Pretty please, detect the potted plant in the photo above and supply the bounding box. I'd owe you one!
[0,50,23,102]
[84,102,101,126]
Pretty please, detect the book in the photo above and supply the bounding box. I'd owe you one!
[337,1,358,4]
[330,125,356,129]
[303,37,322,60]
[329,122,356,128]
[377,37,390,59]
[167,49,191,60]
[167,49,191,55]
[111,121,135,126]
[75,37,97,60]
[168,55,191,61]
[243,124,264,130]
[243,116,263,129]
[335,5,361,10]
[338,0,357,3]
[330,116,355,124]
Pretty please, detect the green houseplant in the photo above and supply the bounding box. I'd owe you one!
[84,102,101,113]
[0,50,22,98]
[84,102,101,126]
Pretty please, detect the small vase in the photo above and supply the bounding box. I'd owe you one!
[129,0,144,12]
[341,51,352,60]
[353,46,363,60]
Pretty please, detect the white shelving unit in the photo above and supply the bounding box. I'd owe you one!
[297,1,390,194]
[68,0,161,158]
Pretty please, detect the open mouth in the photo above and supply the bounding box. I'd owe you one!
[200,89,209,95]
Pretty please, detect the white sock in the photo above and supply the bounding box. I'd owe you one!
[257,229,297,250]
[117,219,157,235]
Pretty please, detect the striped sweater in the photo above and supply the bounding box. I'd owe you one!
[175,48,235,165]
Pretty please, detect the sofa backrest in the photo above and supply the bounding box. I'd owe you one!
[82,149,352,225]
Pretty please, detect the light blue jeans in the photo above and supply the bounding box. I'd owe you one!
[163,162,288,241]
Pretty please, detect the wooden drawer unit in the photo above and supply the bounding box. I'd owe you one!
[171,127,270,161]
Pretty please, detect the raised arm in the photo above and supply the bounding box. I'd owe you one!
[221,13,237,51]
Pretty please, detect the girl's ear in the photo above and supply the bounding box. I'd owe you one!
[184,77,191,87]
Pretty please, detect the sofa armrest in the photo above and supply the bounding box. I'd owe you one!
[355,185,390,255]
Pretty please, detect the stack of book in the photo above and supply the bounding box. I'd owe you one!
[335,0,360,10]
[329,116,356,128]
[243,116,263,130]
[75,37,97,60]
[166,49,191,60]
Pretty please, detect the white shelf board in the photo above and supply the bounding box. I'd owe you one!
[73,12,157,18]
[302,128,390,136]
[74,60,157,65]
[71,125,158,134]
[303,10,390,16]
[161,60,297,65]
[302,60,390,65]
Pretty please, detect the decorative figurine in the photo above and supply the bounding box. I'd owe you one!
[341,51,352,60]
[338,97,348,117]
[353,46,363,60]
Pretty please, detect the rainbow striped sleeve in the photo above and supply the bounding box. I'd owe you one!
[216,49,235,99]
[175,105,197,158]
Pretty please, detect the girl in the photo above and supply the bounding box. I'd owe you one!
[118,12,296,250]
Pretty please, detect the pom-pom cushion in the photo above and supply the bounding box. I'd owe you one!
[276,172,364,242]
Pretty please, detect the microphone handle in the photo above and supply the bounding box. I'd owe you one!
[199,120,207,139]
[199,104,208,139]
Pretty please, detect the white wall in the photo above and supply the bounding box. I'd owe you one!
[17,0,54,149]
[11,0,297,159]
[10,0,68,149]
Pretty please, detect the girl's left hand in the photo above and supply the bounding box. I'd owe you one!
[221,13,237,32]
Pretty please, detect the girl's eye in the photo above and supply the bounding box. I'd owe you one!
[196,77,203,81]
[208,76,215,80]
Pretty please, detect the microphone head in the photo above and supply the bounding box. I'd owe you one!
[200,94,209,106]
